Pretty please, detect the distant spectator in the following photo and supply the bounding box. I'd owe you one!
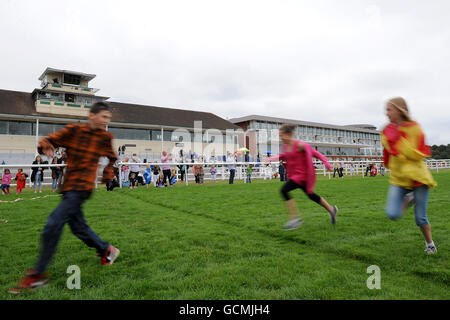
[129,153,141,180]
[279,161,286,182]
[246,164,253,183]
[1,168,12,195]
[365,163,371,177]
[227,154,236,184]
[170,169,177,186]
[333,162,339,178]
[129,172,138,189]
[161,151,172,187]
[15,168,28,195]
[196,159,205,185]
[371,164,378,177]
[121,157,130,187]
[31,155,48,193]
[50,157,62,192]
[56,151,67,191]
[152,162,160,187]
[263,163,273,180]
[143,164,152,188]
[177,157,186,182]
[210,165,217,183]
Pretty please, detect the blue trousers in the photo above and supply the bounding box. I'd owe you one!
[35,191,109,274]
[385,184,430,227]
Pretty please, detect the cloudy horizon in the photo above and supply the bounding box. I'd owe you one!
[1,0,449,145]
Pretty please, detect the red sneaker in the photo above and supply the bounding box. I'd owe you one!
[99,245,120,265]
[9,270,49,294]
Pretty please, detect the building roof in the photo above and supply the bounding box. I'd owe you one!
[38,67,96,82]
[229,114,380,133]
[0,89,239,130]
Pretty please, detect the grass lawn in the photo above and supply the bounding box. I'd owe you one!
[1,171,449,300]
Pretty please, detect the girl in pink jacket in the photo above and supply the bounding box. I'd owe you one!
[266,124,338,230]
[1,168,12,195]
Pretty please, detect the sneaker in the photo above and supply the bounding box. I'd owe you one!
[330,205,338,225]
[283,218,303,231]
[424,245,437,254]
[8,270,49,294]
[99,245,120,265]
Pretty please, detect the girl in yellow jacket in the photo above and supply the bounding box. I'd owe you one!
[382,97,437,254]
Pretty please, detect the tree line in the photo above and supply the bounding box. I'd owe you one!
[431,144,450,159]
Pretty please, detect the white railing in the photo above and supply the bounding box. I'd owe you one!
[1,159,448,189]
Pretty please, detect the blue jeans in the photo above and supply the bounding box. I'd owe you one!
[35,191,110,274]
[34,171,42,189]
[52,178,58,190]
[246,174,251,183]
[385,184,430,227]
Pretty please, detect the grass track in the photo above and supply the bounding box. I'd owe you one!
[1,171,449,299]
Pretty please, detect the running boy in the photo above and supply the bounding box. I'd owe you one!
[9,102,120,294]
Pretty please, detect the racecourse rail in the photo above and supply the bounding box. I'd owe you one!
[0,159,449,188]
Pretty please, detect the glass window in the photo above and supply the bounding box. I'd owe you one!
[151,130,162,141]
[0,120,7,134]
[53,124,66,132]
[63,73,81,86]
[163,130,172,142]
[9,121,33,135]
[109,127,150,140]
[38,123,54,136]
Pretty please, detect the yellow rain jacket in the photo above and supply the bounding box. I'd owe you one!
[381,121,437,189]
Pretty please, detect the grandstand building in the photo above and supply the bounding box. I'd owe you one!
[229,115,382,161]
[0,68,241,163]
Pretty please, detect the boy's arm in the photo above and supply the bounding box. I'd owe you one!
[38,125,75,158]
[101,134,119,183]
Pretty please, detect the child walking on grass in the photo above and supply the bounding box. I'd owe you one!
[15,168,28,194]
[382,97,438,254]
[266,124,338,230]
[9,102,120,294]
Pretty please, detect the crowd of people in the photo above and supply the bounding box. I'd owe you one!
[1,151,390,195]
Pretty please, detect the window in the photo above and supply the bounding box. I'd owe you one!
[65,94,75,103]
[151,130,162,141]
[163,130,172,142]
[38,123,54,136]
[0,120,7,134]
[63,73,81,86]
[9,121,33,136]
[108,127,150,140]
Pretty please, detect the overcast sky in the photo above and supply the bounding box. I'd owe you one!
[1,0,449,145]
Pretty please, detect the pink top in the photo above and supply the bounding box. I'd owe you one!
[161,155,171,170]
[272,140,332,194]
[1,173,12,185]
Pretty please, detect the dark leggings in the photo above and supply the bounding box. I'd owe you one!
[162,169,171,186]
[281,180,321,203]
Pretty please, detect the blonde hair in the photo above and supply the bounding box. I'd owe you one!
[388,97,412,121]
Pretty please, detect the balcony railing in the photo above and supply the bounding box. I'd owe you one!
[36,99,91,109]
[42,82,99,94]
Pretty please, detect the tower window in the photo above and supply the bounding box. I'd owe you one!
[63,74,81,85]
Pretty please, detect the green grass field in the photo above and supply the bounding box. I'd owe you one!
[1,171,449,300]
